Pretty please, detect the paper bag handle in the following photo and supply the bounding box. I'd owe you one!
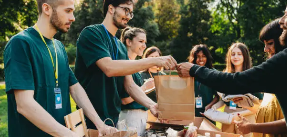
[103,118,115,127]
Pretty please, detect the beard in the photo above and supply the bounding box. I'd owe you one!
[112,11,128,29]
[50,8,69,33]
[280,30,287,46]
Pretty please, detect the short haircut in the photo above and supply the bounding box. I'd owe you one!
[103,0,133,16]
[37,0,62,14]
[259,19,284,54]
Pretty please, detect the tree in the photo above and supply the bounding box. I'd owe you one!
[212,0,287,65]
[171,0,213,62]
[64,0,104,45]
[127,0,160,46]
[152,0,180,55]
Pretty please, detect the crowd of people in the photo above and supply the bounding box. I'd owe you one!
[3,0,287,136]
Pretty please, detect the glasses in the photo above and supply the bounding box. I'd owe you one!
[117,6,134,19]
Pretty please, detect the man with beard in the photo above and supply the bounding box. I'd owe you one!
[75,0,177,129]
[177,6,287,135]
[4,0,117,136]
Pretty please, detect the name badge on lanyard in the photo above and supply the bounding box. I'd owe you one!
[34,24,62,109]
[196,96,203,108]
[229,101,237,110]
[54,88,62,109]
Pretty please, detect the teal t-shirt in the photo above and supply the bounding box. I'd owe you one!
[194,79,217,117]
[75,24,128,128]
[121,72,147,111]
[4,27,78,137]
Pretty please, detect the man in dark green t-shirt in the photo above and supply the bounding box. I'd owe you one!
[75,0,177,129]
[4,0,117,137]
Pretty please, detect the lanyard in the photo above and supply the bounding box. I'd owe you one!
[102,24,119,60]
[34,24,59,87]
[196,81,201,90]
[148,70,153,78]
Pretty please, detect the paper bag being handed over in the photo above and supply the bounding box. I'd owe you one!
[154,71,195,121]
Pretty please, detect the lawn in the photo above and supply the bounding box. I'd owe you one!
[0,84,77,137]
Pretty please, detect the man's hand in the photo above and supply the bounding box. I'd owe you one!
[155,55,177,70]
[177,62,194,77]
[234,114,253,134]
[150,104,159,117]
[98,125,118,136]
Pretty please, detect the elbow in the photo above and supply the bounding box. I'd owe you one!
[103,66,116,77]
[16,103,26,115]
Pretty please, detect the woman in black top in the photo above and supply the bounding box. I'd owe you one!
[176,10,287,135]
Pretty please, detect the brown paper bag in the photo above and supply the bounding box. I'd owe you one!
[154,71,195,121]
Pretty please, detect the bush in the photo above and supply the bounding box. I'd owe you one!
[65,44,77,65]
[69,65,75,73]
[213,63,226,71]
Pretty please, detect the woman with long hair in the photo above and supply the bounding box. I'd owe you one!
[140,46,164,102]
[219,43,263,137]
[188,44,219,120]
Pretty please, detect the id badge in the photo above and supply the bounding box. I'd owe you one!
[54,88,62,109]
[196,97,203,108]
[229,101,236,110]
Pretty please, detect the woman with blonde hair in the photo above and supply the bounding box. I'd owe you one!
[218,43,263,137]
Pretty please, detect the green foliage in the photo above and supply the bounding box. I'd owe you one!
[65,44,77,64]
[0,84,7,137]
[65,0,104,44]
[128,0,160,46]
[171,0,213,62]
[0,0,37,40]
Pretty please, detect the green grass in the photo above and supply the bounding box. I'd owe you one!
[0,84,77,137]
[0,84,8,137]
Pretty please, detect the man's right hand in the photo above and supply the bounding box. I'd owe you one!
[155,55,177,70]
[98,125,118,136]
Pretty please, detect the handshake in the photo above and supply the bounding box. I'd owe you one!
[154,55,195,77]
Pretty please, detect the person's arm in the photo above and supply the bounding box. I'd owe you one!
[177,49,287,94]
[250,119,287,134]
[124,75,158,115]
[236,115,287,134]
[205,95,219,111]
[96,56,176,77]
[14,90,79,137]
[121,79,154,105]
[69,83,117,136]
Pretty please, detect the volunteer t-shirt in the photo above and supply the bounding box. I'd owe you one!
[75,24,128,128]
[4,27,78,137]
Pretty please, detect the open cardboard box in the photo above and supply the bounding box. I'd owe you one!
[147,117,242,137]
[87,129,138,137]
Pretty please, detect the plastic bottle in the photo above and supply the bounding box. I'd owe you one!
[205,132,211,137]
[215,134,221,137]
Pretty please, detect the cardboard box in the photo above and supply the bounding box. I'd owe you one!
[147,117,219,131]
[147,117,242,137]
[197,130,242,137]
[87,129,138,137]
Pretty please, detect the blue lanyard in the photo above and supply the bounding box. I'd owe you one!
[102,24,119,60]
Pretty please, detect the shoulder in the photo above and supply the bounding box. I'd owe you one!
[5,29,34,50]
[79,24,104,37]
